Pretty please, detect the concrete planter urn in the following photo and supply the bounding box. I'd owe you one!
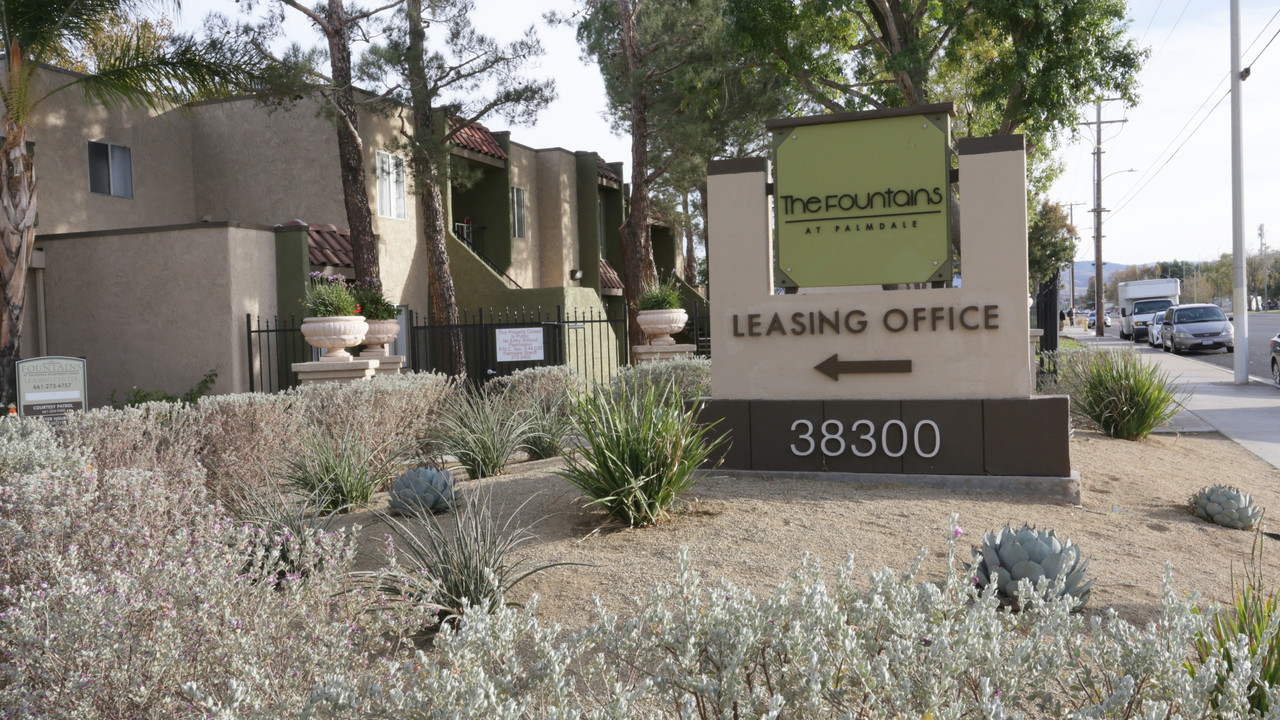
[301,316,368,362]
[636,308,688,346]
[360,319,401,357]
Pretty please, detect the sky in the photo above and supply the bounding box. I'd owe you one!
[174,0,1280,268]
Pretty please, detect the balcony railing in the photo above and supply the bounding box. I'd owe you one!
[453,222,522,288]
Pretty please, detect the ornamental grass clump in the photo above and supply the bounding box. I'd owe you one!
[1059,348,1187,440]
[488,366,582,459]
[369,490,570,625]
[637,276,682,311]
[431,387,536,479]
[560,380,724,527]
[280,431,402,512]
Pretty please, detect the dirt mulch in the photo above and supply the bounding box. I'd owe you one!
[348,430,1279,629]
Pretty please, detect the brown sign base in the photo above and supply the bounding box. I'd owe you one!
[689,396,1074,499]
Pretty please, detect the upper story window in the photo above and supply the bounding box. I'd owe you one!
[88,141,132,198]
[376,151,406,219]
[511,186,527,239]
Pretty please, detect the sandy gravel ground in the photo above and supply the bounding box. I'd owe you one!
[349,430,1280,629]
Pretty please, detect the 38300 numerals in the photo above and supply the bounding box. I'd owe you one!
[789,419,941,458]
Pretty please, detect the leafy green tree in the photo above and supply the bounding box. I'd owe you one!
[1027,200,1077,288]
[0,0,261,403]
[357,0,555,376]
[726,0,1146,206]
[567,0,789,346]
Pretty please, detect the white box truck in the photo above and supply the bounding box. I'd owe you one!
[1118,278,1181,340]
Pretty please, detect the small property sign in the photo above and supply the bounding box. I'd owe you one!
[495,327,544,363]
[16,356,87,422]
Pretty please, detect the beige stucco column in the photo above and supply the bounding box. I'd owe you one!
[707,137,1032,401]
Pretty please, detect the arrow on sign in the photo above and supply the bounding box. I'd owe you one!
[815,354,913,381]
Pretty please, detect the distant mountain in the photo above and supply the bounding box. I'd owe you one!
[1063,261,1128,295]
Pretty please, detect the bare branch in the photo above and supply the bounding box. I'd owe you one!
[347,0,407,24]
[279,0,330,34]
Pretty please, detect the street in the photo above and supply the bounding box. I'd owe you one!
[1095,311,1280,383]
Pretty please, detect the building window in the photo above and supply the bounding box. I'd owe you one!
[88,141,132,198]
[376,151,406,219]
[511,186,527,239]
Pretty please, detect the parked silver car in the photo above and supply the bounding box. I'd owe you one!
[1147,310,1166,347]
[1161,304,1234,354]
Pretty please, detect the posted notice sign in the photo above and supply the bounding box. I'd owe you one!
[495,327,544,363]
[16,356,87,422]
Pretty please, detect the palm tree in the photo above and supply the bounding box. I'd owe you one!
[0,0,262,403]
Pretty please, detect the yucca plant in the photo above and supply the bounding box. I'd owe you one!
[280,431,402,512]
[559,380,725,527]
[370,490,573,625]
[1058,349,1188,440]
[1192,531,1280,715]
[431,387,537,479]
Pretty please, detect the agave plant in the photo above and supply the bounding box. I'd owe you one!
[969,524,1093,608]
[1191,485,1262,530]
[389,466,457,515]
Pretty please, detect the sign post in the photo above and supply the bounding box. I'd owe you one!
[16,356,88,422]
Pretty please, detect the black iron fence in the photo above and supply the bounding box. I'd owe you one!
[245,314,313,393]
[406,305,629,386]
[685,300,712,356]
[247,304,638,392]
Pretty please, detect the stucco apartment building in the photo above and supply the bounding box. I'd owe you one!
[20,63,667,406]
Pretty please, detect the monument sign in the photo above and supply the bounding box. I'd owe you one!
[700,105,1075,500]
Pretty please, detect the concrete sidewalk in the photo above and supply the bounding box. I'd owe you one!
[1062,325,1280,470]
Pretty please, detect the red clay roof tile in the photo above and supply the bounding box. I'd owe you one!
[450,119,507,160]
[597,157,620,183]
[301,222,354,268]
[600,259,624,289]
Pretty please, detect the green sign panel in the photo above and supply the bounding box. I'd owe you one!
[16,356,87,422]
[773,110,952,287]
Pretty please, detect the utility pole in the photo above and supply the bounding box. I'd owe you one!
[1066,202,1087,311]
[1085,101,1127,337]
[1230,0,1248,383]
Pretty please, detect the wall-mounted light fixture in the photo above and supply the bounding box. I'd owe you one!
[569,269,584,281]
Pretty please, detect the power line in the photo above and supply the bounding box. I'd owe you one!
[1107,7,1280,215]
[1111,88,1229,218]
[1137,0,1167,46]
[1143,0,1193,70]
[1249,23,1280,67]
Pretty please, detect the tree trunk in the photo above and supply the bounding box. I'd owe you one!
[621,92,659,350]
[0,123,36,406]
[406,0,464,377]
[681,190,697,287]
[326,0,379,283]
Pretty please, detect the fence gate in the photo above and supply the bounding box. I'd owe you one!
[407,305,629,387]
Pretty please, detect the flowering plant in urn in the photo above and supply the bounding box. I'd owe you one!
[635,277,687,346]
[300,273,367,362]
[352,277,400,357]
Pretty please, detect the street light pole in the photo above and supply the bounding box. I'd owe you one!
[1230,0,1248,383]
[1066,202,1086,311]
